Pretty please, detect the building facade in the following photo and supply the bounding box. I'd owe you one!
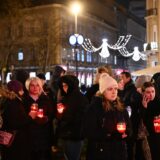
[145,0,160,67]
[0,0,146,84]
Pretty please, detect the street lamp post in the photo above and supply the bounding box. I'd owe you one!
[69,2,83,77]
[69,34,84,76]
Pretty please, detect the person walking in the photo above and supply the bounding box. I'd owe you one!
[84,73,131,160]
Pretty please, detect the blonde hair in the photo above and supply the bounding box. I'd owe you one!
[25,77,45,95]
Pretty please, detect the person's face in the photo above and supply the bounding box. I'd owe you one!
[118,80,124,90]
[62,83,68,93]
[29,80,41,95]
[60,71,65,77]
[18,89,24,96]
[103,85,118,101]
[143,87,155,101]
[120,74,130,85]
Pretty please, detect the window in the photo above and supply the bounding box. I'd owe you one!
[86,51,92,62]
[153,25,157,42]
[77,50,80,61]
[81,50,85,62]
[114,56,117,65]
[18,50,24,61]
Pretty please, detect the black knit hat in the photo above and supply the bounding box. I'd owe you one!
[37,73,46,80]
[7,80,23,94]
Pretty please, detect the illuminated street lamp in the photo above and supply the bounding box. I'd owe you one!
[69,2,84,76]
[70,1,82,34]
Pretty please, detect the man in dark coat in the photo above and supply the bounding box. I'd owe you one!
[57,75,89,160]
[120,71,142,160]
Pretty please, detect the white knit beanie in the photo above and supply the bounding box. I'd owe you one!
[99,73,118,94]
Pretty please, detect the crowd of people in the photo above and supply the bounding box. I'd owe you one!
[0,65,160,160]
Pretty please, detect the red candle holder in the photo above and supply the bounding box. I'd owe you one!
[117,122,126,134]
[57,103,65,114]
[37,109,44,118]
[153,116,160,133]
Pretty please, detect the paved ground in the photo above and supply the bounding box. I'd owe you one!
[51,140,87,160]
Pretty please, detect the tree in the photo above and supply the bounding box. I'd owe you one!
[0,0,32,17]
[0,0,32,83]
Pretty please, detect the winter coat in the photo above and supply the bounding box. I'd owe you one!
[84,96,131,160]
[119,80,142,138]
[1,97,33,160]
[57,75,89,140]
[142,97,160,160]
[85,84,99,103]
[23,94,54,151]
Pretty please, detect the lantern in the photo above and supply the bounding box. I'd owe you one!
[153,116,160,133]
[57,103,65,114]
[117,122,126,134]
[30,103,38,112]
[37,109,44,118]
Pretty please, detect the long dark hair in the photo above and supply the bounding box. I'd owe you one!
[141,81,155,93]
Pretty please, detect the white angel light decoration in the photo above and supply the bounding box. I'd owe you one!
[82,35,146,61]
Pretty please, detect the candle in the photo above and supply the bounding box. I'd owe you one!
[57,103,65,114]
[30,103,38,112]
[37,109,44,118]
[117,122,126,134]
[153,116,160,133]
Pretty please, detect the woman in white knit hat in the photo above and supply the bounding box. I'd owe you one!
[84,73,132,160]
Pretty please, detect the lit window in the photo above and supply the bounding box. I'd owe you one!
[114,56,117,65]
[81,50,84,62]
[6,72,11,83]
[18,51,24,60]
[77,50,80,61]
[30,72,36,77]
[45,72,50,80]
[87,51,91,62]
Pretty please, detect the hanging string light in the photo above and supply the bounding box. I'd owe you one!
[82,35,147,61]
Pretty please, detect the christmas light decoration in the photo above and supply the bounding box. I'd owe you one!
[82,35,147,61]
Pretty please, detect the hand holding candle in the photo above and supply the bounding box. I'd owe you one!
[31,103,38,112]
[57,103,65,114]
[29,103,38,119]
[117,122,127,138]
[37,109,44,118]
